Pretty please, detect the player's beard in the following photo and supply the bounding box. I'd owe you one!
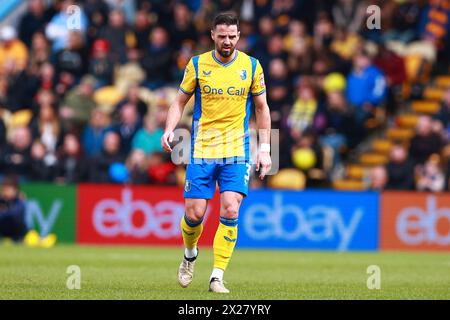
[216,45,235,58]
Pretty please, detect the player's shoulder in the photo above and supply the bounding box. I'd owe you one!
[238,51,261,67]
[186,51,210,65]
[236,50,256,62]
[194,50,214,62]
[197,51,211,59]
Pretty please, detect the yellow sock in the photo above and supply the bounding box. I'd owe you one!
[180,214,203,254]
[213,217,238,271]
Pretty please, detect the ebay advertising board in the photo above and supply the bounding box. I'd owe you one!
[76,185,379,250]
[237,190,379,251]
[380,192,450,251]
[76,184,220,245]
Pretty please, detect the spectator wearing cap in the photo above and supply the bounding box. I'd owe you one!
[0,26,29,74]
[0,176,28,242]
[89,38,114,88]
[346,49,387,123]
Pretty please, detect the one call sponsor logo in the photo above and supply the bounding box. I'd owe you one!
[381,192,450,250]
[77,184,219,245]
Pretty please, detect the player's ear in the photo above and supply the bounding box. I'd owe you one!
[211,29,214,41]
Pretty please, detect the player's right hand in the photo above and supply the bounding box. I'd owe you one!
[161,131,175,152]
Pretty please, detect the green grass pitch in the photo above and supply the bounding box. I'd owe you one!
[0,245,449,299]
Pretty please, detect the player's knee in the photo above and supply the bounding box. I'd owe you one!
[185,204,205,223]
[221,204,239,220]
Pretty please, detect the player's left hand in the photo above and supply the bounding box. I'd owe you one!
[256,151,271,180]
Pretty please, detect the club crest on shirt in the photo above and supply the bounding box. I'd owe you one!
[240,69,247,80]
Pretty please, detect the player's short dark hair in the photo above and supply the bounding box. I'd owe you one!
[213,12,239,30]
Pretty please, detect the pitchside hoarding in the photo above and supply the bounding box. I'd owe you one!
[237,190,379,250]
[381,192,450,251]
[76,184,220,245]
[22,183,76,243]
[19,183,450,251]
[76,185,379,250]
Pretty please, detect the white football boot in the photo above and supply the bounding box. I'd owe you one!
[177,255,197,288]
[209,277,230,293]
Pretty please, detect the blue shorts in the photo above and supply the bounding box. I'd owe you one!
[183,159,252,199]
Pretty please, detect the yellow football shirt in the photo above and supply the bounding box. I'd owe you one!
[179,50,266,160]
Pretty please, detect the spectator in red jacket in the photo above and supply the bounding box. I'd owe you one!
[374,45,406,115]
